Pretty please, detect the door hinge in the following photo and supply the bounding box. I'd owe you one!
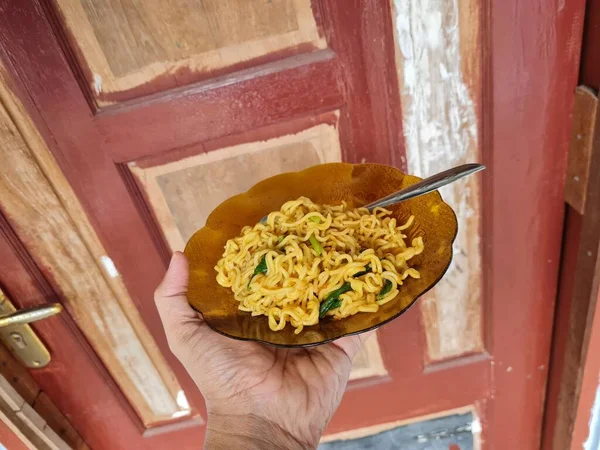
[565,86,597,214]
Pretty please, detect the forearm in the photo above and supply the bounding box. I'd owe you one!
[205,413,317,450]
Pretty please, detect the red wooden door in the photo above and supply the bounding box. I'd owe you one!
[0,0,584,449]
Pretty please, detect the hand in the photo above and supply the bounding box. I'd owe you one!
[155,252,373,450]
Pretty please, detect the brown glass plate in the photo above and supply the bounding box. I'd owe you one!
[184,163,458,347]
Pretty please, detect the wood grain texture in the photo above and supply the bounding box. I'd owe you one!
[0,222,204,450]
[53,0,324,103]
[0,67,186,425]
[392,0,483,362]
[565,87,597,214]
[0,63,182,418]
[130,120,341,251]
[0,0,562,446]
[98,50,342,161]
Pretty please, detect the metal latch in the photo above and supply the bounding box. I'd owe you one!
[0,287,62,368]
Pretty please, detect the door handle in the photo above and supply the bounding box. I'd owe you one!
[0,303,63,328]
[0,288,62,368]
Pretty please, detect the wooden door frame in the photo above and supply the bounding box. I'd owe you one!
[0,1,586,449]
[482,0,584,447]
[542,0,600,446]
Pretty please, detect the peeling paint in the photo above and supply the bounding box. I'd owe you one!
[393,0,483,360]
[93,73,103,95]
[471,417,482,435]
[176,389,190,410]
[100,255,119,278]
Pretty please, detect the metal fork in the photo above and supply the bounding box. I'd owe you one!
[260,163,485,223]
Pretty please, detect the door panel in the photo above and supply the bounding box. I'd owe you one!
[1,0,403,447]
[127,115,342,252]
[0,0,584,449]
[54,0,325,105]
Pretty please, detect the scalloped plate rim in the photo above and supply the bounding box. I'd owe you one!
[184,163,459,348]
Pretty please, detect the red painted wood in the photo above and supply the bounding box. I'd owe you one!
[42,0,327,107]
[319,0,405,167]
[0,417,30,450]
[0,214,204,450]
[0,0,408,448]
[485,0,585,449]
[0,7,208,435]
[329,307,490,433]
[98,51,344,162]
[541,209,582,450]
[0,0,585,449]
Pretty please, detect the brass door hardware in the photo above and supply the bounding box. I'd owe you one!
[0,288,62,368]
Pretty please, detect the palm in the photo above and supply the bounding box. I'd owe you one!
[155,252,371,447]
[182,320,359,438]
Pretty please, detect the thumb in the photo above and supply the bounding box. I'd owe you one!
[154,251,204,357]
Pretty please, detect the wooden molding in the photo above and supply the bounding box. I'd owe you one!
[349,333,388,381]
[128,119,342,252]
[0,63,189,426]
[0,372,71,450]
[543,86,600,449]
[565,86,597,214]
[0,344,88,449]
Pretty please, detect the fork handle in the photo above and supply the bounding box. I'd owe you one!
[364,163,485,210]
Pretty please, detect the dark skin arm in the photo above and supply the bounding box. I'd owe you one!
[154,252,373,449]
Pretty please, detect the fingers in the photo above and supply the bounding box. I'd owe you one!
[333,330,376,360]
[154,252,206,356]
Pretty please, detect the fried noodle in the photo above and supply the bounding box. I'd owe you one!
[215,197,424,334]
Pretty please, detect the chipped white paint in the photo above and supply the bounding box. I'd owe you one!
[93,73,102,95]
[507,366,513,372]
[471,417,482,434]
[100,255,119,278]
[176,390,190,410]
[393,0,483,360]
[584,380,600,450]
